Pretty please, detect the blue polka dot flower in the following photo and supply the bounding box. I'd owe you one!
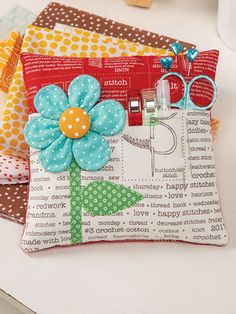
[24,75,126,172]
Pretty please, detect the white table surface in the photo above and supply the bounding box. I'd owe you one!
[0,0,236,313]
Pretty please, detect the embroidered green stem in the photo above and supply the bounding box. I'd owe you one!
[70,159,83,244]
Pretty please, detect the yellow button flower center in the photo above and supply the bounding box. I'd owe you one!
[59,107,90,139]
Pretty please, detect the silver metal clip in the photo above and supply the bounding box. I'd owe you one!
[142,89,158,126]
[130,100,140,113]
[146,100,156,113]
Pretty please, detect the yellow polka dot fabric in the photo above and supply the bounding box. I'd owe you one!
[0,25,170,159]
[0,31,23,93]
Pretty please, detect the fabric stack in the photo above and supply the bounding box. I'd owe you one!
[0,2,218,226]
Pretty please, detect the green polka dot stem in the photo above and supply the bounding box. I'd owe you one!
[70,159,83,244]
[82,181,144,216]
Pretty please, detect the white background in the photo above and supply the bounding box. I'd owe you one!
[0,0,236,313]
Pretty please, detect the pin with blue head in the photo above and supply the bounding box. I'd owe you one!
[160,57,173,71]
[170,43,183,57]
[160,42,183,72]
[170,42,183,69]
[186,49,199,76]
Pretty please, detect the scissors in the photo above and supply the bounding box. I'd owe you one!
[160,72,217,110]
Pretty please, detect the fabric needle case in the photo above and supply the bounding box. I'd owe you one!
[20,52,228,252]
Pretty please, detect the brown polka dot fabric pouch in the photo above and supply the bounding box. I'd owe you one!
[0,183,28,223]
[33,2,195,51]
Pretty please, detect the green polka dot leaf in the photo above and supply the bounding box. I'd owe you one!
[81,181,144,216]
[69,162,143,244]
